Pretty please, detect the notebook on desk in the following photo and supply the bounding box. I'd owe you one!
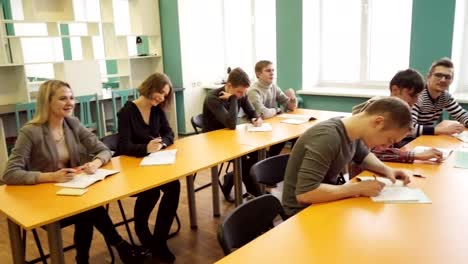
[278,114,317,125]
[412,146,453,161]
[356,176,431,203]
[246,123,272,132]
[55,169,119,189]
[140,149,177,166]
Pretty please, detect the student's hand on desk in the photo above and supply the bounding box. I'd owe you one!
[414,148,443,162]
[81,159,103,174]
[251,117,263,127]
[147,137,163,153]
[219,91,233,100]
[352,180,385,197]
[50,168,76,182]
[435,120,465,135]
[385,168,411,185]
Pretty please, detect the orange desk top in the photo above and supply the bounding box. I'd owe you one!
[220,109,351,149]
[216,135,468,263]
[0,131,256,230]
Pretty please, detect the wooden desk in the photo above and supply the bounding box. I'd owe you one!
[231,109,350,149]
[0,131,256,264]
[216,135,468,263]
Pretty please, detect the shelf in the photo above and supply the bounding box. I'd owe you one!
[102,74,130,78]
[129,55,161,60]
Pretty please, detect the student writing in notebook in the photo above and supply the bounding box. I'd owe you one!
[352,69,443,164]
[247,60,298,157]
[117,73,180,263]
[412,57,468,136]
[282,97,412,216]
[203,67,263,200]
[1,80,149,264]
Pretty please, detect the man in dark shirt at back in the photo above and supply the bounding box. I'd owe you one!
[203,67,263,201]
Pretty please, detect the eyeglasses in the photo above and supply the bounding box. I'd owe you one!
[432,72,453,81]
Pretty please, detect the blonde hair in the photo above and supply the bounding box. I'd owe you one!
[29,80,71,125]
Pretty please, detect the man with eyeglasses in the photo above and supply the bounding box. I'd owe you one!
[352,69,443,165]
[412,57,468,136]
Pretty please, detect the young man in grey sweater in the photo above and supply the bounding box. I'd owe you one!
[247,60,298,156]
[283,97,412,216]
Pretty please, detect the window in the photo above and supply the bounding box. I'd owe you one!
[178,0,276,84]
[452,0,468,93]
[303,0,413,90]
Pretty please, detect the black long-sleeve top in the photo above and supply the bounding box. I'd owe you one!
[117,101,174,157]
[202,87,258,132]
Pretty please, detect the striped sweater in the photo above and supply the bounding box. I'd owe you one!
[411,88,468,136]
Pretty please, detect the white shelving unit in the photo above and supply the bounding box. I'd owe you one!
[0,0,165,103]
[0,0,178,174]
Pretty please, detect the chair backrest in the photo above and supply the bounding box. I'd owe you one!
[15,102,36,133]
[191,114,204,134]
[217,194,287,255]
[101,133,119,156]
[111,89,136,133]
[250,153,290,186]
[75,94,103,138]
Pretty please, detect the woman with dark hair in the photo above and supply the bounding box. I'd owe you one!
[117,73,180,263]
[2,80,149,264]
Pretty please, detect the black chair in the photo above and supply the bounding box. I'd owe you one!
[250,153,290,195]
[190,113,204,134]
[190,114,227,193]
[101,134,181,246]
[217,194,288,255]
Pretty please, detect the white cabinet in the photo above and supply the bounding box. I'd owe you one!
[0,0,164,103]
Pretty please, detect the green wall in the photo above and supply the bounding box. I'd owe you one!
[410,0,456,75]
[159,0,186,134]
[276,0,302,90]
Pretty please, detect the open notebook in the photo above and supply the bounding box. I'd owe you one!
[278,114,317,125]
[55,169,119,189]
[356,176,431,204]
[246,123,272,132]
[140,149,177,166]
[412,146,453,161]
[453,131,468,143]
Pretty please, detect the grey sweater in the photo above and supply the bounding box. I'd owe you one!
[247,80,293,118]
[282,118,369,215]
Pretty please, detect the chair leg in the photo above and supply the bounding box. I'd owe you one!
[168,214,181,239]
[104,239,115,264]
[32,229,47,264]
[117,200,136,246]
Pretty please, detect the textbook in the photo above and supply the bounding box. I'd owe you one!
[278,114,316,124]
[412,146,453,161]
[55,169,119,189]
[246,123,272,132]
[140,149,177,166]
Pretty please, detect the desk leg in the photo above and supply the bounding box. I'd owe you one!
[258,149,267,160]
[211,165,220,217]
[45,222,65,264]
[7,219,25,264]
[186,175,198,228]
[234,157,243,206]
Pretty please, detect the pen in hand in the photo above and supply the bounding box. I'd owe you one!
[413,174,426,178]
